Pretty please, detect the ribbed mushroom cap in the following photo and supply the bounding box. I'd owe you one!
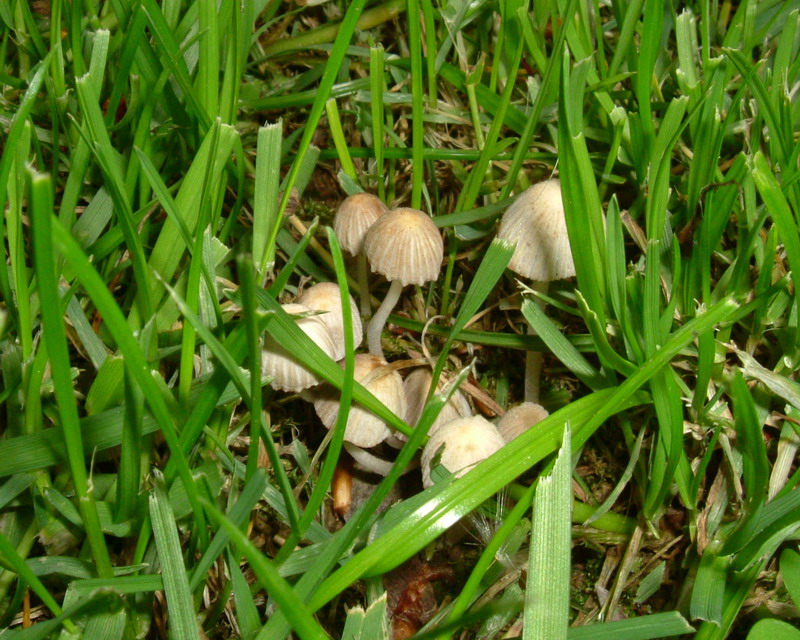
[496,179,576,281]
[495,402,549,443]
[297,282,362,360]
[402,368,471,441]
[364,208,444,286]
[314,354,407,448]
[421,415,506,488]
[261,303,337,393]
[334,193,389,256]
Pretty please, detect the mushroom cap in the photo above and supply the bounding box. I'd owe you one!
[333,193,389,256]
[496,179,576,281]
[364,208,444,286]
[495,402,549,443]
[313,354,407,448]
[421,415,506,488]
[401,368,471,441]
[297,282,363,360]
[261,303,337,393]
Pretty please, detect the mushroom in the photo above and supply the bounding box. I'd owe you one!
[494,401,549,442]
[333,193,389,319]
[313,354,407,473]
[363,208,444,357]
[398,367,471,442]
[421,415,506,488]
[261,303,337,392]
[297,282,362,361]
[496,179,575,403]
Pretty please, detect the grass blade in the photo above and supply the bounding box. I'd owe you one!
[149,471,202,640]
[523,425,572,640]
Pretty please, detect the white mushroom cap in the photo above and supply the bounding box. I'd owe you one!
[496,179,576,281]
[364,208,444,286]
[297,282,362,360]
[401,368,471,441]
[333,193,389,256]
[261,303,337,393]
[421,415,506,488]
[495,402,549,443]
[313,354,407,448]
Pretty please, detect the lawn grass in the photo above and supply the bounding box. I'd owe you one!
[1,1,800,638]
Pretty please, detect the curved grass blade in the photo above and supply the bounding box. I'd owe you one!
[50,217,208,547]
[29,171,113,578]
[308,296,738,606]
[154,268,301,535]
[274,228,356,562]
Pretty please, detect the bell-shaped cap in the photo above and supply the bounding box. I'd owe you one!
[314,354,407,448]
[402,368,471,441]
[297,282,362,360]
[495,402,549,442]
[333,193,389,256]
[496,179,576,281]
[364,208,444,286]
[421,415,506,488]
[261,303,337,393]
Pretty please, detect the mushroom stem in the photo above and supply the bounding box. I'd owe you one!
[344,442,396,476]
[357,253,372,320]
[524,349,543,403]
[367,279,403,357]
[524,281,549,404]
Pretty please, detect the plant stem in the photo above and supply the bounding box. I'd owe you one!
[368,280,404,357]
[357,253,372,320]
[524,281,549,403]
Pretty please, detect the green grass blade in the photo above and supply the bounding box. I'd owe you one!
[523,425,572,640]
[50,217,208,546]
[567,611,694,639]
[149,471,202,640]
[29,170,113,578]
[267,0,370,268]
[155,269,302,535]
[202,499,331,640]
[254,121,283,276]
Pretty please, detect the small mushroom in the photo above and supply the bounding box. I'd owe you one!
[261,303,337,393]
[400,367,471,442]
[421,415,506,488]
[496,179,575,402]
[334,193,389,319]
[364,208,444,357]
[297,282,362,361]
[494,401,549,442]
[313,354,407,450]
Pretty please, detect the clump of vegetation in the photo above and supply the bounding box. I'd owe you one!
[1,1,799,639]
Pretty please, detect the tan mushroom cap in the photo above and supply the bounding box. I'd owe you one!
[297,282,362,360]
[401,368,471,441]
[421,415,506,488]
[261,303,337,393]
[496,179,576,281]
[333,193,389,256]
[364,208,444,286]
[495,402,549,443]
[313,354,407,448]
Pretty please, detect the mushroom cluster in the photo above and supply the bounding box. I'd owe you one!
[260,181,567,501]
[262,195,448,476]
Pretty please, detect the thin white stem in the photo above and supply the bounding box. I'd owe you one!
[367,279,403,357]
[344,442,394,475]
[524,350,542,403]
[357,253,372,320]
[524,280,549,404]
